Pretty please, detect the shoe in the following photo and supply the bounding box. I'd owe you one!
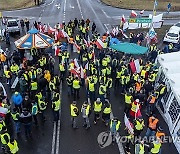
[85,126,90,130]
[94,121,97,125]
[97,117,100,120]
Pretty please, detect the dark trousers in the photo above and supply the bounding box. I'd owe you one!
[73,88,80,100]
[94,112,100,122]
[33,115,38,125]
[124,103,131,115]
[23,123,32,137]
[53,111,59,122]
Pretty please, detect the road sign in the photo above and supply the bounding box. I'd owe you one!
[128,18,152,23]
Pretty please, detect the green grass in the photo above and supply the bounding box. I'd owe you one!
[102,0,180,11]
[0,0,40,11]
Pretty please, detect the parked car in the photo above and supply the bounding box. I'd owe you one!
[163,22,180,44]
[6,19,20,35]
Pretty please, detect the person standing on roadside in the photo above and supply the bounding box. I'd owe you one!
[24,18,30,32]
[20,19,25,31]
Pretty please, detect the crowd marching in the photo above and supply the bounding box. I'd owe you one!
[0,17,169,154]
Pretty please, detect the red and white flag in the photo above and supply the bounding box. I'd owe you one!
[115,26,119,35]
[80,66,85,79]
[131,10,137,17]
[84,62,89,70]
[135,103,142,119]
[48,25,56,34]
[112,27,116,36]
[70,68,80,77]
[74,42,80,52]
[95,39,104,49]
[74,58,80,69]
[124,114,134,134]
[140,10,144,15]
[121,15,126,23]
[54,46,60,56]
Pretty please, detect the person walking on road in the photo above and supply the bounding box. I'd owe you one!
[102,100,112,126]
[24,18,30,32]
[52,95,61,122]
[73,77,81,100]
[110,117,121,142]
[81,102,91,130]
[70,101,79,129]
[19,108,32,138]
[93,98,102,125]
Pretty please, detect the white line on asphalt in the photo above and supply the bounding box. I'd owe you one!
[77,0,84,19]
[56,120,60,154]
[101,9,110,18]
[104,24,109,31]
[51,122,57,154]
[63,0,67,22]
[86,0,106,32]
[44,0,55,6]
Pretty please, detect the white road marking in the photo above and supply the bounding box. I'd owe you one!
[55,83,62,154]
[51,122,57,154]
[104,24,109,31]
[77,0,84,19]
[44,0,55,6]
[86,0,106,32]
[55,4,61,9]
[63,0,67,22]
[101,9,110,18]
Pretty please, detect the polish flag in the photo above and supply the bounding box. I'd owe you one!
[124,114,134,134]
[48,25,56,34]
[44,24,48,33]
[131,10,137,17]
[112,28,116,36]
[74,58,80,69]
[95,39,104,49]
[121,15,126,23]
[70,68,80,77]
[84,37,90,48]
[140,10,144,15]
[80,66,84,79]
[74,42,80,52]
[54,46,60,56]
[135,103,142,119]
[115,26,119,35]
[84,62,89,70]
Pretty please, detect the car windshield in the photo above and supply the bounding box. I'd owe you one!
[7,21,18,27]
[167,33,178,37]
[175,23,180,27]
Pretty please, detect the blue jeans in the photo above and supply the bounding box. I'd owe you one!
[24,122,32,137]
[145,128,155,138]
[15,121,21,133]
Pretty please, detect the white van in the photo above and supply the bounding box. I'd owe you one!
[6,19,20,34]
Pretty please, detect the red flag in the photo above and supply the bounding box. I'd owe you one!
[70,68,80,77]
[54,46,60,56]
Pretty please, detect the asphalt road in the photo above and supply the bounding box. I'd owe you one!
[1,0,180,154]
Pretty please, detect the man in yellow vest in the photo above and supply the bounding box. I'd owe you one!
[110,117,121,142]
[52,95,61,122]
[102,100,112,126]
[7,138,19,154]
[93,98,102,124]
[70,101,79,129]
[149,139,161,154]
[30,79,38,99]
[4,66,12,85]
[98,82,106,103]
[87,79,95,103]
[59,63,65,80]
[11,108,20,134]
[0,129,10,150]
[73,77,81,100]
[124,92,133,114]
[81,101,91,129]
[38,98,47,122]
[134,118,145,137]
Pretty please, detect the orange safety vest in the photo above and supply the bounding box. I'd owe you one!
[69,38,74,44]
[135,82,141,92]
[149,117,159,130]
[102,35,107,42]
[149,96,156,104]
[156,132,165,139]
